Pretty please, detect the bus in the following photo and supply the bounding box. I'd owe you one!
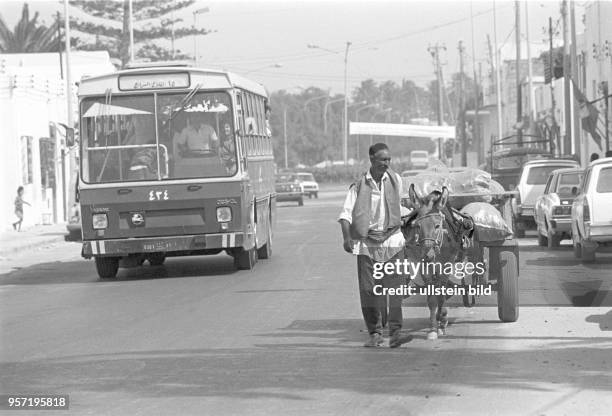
[77,63,276,278]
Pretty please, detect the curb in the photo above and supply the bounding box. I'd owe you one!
[0,234,68,259]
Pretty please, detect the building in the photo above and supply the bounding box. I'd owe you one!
[0,51,115,230]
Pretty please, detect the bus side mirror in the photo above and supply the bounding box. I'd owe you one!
[59,123,76,147]
[571,186,578,196]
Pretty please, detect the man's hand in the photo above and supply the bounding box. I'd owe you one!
[343,238,354,253]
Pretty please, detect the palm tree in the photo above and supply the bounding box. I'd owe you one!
[0,3,59,53]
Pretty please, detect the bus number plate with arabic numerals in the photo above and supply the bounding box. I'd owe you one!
[149,190,169,201]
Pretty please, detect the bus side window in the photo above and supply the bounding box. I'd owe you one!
[236,92,245,135]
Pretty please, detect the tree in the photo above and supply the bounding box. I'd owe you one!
[0,3,59,53]
[70,0,213,66]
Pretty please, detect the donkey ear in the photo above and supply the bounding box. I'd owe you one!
[408,183,421,209]
[438,186,449,209]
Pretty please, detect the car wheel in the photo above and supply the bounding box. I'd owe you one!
[537,231,547,247]
[298,196,304,206]
[580,241,596,263]
[547,229,561,249]
[314,191,318,198]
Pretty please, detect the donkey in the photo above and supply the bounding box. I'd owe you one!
[403,184,472,340]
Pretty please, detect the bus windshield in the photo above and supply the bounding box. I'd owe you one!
[81,91,237,183]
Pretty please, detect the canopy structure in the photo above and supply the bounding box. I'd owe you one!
[349,122,455,139]
[83,103,152,118]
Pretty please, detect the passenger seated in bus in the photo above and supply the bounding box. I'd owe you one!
[172,118,219,158]
[219,122,237,175]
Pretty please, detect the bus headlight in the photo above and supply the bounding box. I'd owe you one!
[216,207,232,223]
[92,213,108,229]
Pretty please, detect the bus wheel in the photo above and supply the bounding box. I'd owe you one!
[148,253,166,266]
[234,247,257,270]
[257,225,272,259]
[95,257,119,279]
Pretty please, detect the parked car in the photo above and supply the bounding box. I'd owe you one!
[534,168,583,248]
[511,159,580,237]
[296,172,319,198]
[410,150,429,169]
[571,157,612,262]
[275,174,304,206]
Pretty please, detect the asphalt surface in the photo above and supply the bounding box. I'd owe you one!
[1,189,611,415]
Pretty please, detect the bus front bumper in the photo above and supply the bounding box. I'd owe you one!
[82,232,245,258]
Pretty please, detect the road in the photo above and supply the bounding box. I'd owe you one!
[1,188,611,415]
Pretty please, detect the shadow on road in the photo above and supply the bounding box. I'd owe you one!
[2,318,611,401]
[0,255,238,286]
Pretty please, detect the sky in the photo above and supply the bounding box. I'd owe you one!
[0,0,584,95]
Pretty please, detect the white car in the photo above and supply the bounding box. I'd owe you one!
[571,157,612,262]
[410,150,429,169]
[512,159,579,237]
[296,172,319,198]
[534,168,583,248]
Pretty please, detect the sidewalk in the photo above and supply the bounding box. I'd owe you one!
[0,223,68,258]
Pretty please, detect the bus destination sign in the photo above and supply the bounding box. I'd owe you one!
[119,73,190,90]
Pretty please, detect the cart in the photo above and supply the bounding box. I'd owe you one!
[448,190,520,323]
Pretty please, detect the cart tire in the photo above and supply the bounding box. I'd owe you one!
[257,223,272,259]
[234,247,258,270]
[497,251,519,322]
[95,257,119,279]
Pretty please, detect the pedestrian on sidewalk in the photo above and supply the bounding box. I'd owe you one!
[338,142,412,348]
[12,186,30,232]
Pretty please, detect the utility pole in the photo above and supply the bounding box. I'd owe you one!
[428,43,446,162]
[128,0,134,62]
[63,0,73,222]
[493,1,504,155]
[343,41,351,166]
[549,17,559,155]
[570,0,581,161]
[562,0,571,155]
[525,1,534,121]
[283,108,288,169]
[56,12,63,79]
[458,40,467,166]
[470,1,481,165]
[515,1,523,146]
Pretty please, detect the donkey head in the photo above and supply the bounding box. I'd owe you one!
[407,183,449,262]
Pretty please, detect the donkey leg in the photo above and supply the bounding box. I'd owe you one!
[436,295,448,335]
[426,293,439,340]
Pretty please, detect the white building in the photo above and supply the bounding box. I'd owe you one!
[0,51,115,230]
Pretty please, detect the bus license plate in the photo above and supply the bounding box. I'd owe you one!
[143,241,170,251]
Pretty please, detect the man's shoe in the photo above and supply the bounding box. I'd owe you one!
[363,333,384,347]
[389,331,412,348]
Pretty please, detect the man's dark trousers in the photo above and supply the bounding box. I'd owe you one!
[357,250,404,336]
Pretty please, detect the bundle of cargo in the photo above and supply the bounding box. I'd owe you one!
[401,164,505,209]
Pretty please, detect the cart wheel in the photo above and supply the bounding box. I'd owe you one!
[497,251,519,322]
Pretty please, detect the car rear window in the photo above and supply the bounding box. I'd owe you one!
[596,167,612,193]
[298,173,314,181]
[526,166,574,185]
[556,172,582,196]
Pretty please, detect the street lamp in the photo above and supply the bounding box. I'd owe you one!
[323,97,346,134]
[307,41,352,165]
[193,7,210,65]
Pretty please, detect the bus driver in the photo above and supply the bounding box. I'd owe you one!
[173,118,219,158]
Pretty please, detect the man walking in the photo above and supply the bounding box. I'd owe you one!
[338,143,410,348]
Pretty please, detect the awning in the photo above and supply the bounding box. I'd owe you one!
[349,122,455,139]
